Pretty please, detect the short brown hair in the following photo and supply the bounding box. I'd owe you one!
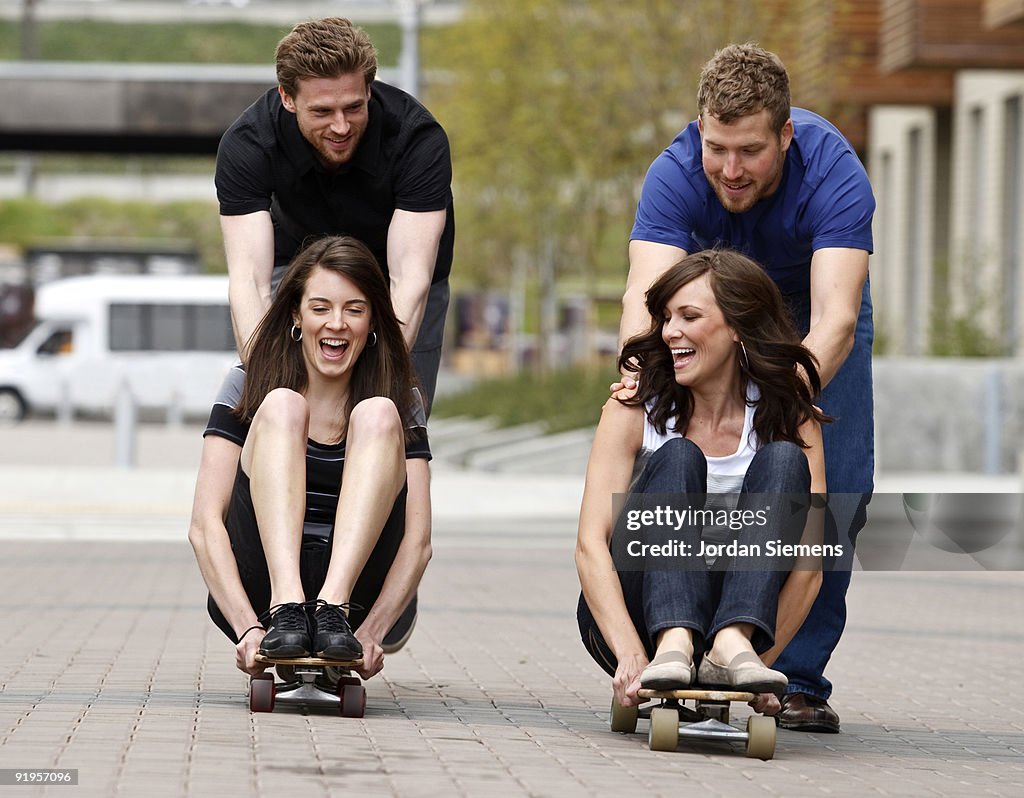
[275,17,378,97]
[696,43,791,135]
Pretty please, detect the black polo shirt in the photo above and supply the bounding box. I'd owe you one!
[215,81,454,284]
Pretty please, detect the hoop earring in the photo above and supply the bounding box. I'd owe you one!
[739,341,750,371]
[367,331,378,348]
[290,324,302,342]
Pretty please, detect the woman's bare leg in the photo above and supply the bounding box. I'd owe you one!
[241,388,309,608]
[318,397,406,606]
[708,623,756,661]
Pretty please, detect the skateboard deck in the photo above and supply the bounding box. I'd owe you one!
[638,687,756,702]
[249,654,366,717]
[610,686,776,760]
[254,654,363,668]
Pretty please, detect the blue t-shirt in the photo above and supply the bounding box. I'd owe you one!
[631,108,874,296]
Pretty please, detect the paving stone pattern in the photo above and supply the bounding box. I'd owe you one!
[1,530,1023,797]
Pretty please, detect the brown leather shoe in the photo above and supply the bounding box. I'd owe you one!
[776,693,840,733]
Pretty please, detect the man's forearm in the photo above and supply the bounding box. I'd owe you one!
[386,208,445,349]
[390,275,431,349]
[802,315,856,390]
[620,241,688,367]
[805,248,868,390]
[221,211,276,359]
[228,280,271,360]
[618,283,655,357]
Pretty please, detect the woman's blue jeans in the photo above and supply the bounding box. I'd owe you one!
[577,437,811,675]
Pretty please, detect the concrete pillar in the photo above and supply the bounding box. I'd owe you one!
[398,0,423,98]
[114,380,136,469]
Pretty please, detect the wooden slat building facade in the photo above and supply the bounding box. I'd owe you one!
[773,1,1024,354]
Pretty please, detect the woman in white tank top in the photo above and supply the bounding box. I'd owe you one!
[576,249,828,717]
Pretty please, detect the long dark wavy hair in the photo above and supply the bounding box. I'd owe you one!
[235,235,422,439]
[619,249,829,447]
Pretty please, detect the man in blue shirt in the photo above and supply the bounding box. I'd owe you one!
[621,43,875,733]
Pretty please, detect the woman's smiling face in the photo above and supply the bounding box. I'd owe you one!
[292,266,372,381]
[660,273,739,388]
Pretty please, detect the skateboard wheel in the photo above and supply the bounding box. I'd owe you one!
[609,699,639,733]
[648,707,679,752]
[339,683,366,718]
[250,672,275,713]
[745,714,776,760]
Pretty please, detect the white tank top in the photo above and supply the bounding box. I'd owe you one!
[637,382,761,494]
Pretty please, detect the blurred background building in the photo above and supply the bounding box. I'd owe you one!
[783,0,1024,357]
[0,0,1022,474]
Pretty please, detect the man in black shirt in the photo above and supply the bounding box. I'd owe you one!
[216,16,454,410]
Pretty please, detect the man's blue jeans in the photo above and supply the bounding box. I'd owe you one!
[771,280,874,700]
[577,437,811,674]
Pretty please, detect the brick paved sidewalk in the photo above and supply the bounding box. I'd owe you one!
[1,521,1023,798]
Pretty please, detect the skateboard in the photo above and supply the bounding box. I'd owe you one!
[610,687,776,760]
[249,654,366,717]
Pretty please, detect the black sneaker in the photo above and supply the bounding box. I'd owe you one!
[309,600,362,661]
[258,602,312,658]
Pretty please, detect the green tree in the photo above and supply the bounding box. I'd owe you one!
[425,0,801,371]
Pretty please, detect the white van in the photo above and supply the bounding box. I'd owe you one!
[0,274,237,422]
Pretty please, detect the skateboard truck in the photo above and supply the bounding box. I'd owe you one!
[249,655,366,717]
[610,688,776,760]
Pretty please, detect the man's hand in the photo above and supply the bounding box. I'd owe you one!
[609,375,638,402]
[235,628,267,676]
[354,627,385,680]
[612,652,649,708]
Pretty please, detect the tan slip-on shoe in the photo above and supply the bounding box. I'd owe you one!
[640,651,696,690]
[697,651,787,697]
